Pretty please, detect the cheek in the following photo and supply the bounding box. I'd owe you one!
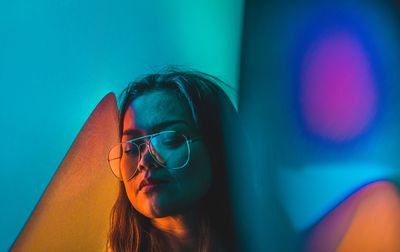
[178,145,213,198]
[123,180,140,207]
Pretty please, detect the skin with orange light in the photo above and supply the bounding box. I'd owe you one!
[121,89,215,251]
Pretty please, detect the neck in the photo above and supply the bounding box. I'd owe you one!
[151,210,204,251]
[152,209,199,236]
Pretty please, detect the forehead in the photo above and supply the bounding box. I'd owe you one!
[123,90,194,133]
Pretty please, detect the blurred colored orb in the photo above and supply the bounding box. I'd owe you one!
[301,31,377,142]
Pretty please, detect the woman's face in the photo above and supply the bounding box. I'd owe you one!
[122,90,212,218]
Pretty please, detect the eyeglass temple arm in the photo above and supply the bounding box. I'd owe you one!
[188,136,201,143]
[124,130,178,143]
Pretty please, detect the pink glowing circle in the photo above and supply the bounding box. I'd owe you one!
[301,31,377,142]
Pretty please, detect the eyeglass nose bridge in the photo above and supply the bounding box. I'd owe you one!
[136,140,160,169]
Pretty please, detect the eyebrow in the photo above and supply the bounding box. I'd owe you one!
[122,129,143,138]
[122,120,189,137]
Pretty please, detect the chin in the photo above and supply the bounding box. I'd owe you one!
[134,190,202,218]
[136,197,179,219]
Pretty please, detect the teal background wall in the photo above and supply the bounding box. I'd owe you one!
[0,1,244,250]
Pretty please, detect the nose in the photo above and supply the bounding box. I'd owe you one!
[137,142,157,172]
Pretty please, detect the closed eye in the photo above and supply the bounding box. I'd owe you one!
[162,139,184,147]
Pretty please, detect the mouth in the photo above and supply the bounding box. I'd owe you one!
[139,177,170,192]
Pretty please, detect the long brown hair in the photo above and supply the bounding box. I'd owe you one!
[107,68,239,251]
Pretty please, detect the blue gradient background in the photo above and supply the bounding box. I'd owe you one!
[0,1,243,250]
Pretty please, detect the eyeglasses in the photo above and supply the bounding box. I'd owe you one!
[108,130,200,181]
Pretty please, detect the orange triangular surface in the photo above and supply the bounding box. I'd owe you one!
[305,181,400,252]
[12,93,120,251]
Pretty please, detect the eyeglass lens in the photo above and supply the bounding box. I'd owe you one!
[108,131,190,180]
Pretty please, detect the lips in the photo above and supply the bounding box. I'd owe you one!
[139,177,170,191]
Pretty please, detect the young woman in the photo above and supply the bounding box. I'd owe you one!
[107,69,241,251]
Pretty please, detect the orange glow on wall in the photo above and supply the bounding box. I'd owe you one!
[11,93,120,251]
